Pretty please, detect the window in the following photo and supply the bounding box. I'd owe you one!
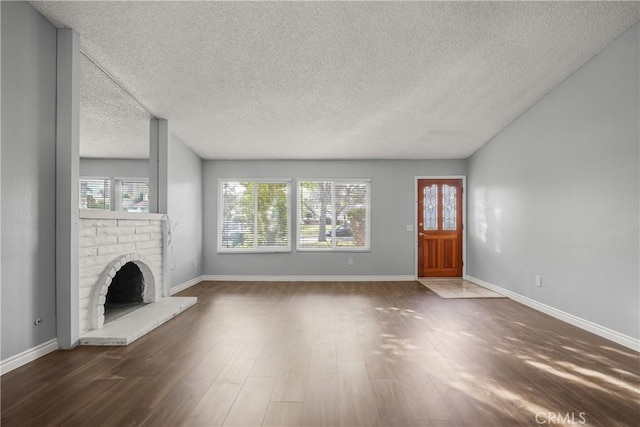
[118,179,149,213]
[80,177,149,213]
[218,180,291,252]
[442,183,457,230]
[423,183,437,230]
[298,180,370,251]
[80,178,111,210]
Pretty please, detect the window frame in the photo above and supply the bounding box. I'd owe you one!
[296,178,372,252]
[80,176,150,213]
[115,177,150,213]
[79,176,112,211]
[217,178,292,253]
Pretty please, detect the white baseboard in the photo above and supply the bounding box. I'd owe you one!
[201,275,416,282]
[170,275,204,295]
[1,339,59,375]
[464,275,640,352]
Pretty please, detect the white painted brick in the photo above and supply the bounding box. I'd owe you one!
[79,287,93,300]
[79,319,90,334]
[118,234,150,244]
[80,276,97,290]
[80,323,91,334]
[139,252,163,262]
[80,235,118,248]
[150,232,163,241]
[118,219,149,227]
[150,261,163,271]
[99,284,108,296]
[80,227,97,237]
[78,214,166,332]
[148,247,164,255]
[79,254,118,272]
[97,226,136,236]
[145,254,163,263]
[78,298,92,313]
[79,257,97,270]
[136,240,162,250]
[97,243,136,256]
[79,308,91,328]
[80,265,108,279]
[84,219,118,228]
[135,225,159,234]
[79,246,97,258]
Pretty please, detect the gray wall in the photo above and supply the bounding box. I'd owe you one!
[203,160,466,276]
[467,24,639,339]
[1,2,58,359]
[167,133,203,288]
[80,158,149,178]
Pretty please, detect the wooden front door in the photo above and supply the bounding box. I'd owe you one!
[418,179,463,277]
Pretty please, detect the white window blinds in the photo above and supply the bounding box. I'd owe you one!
[219,180,291,252]
[80,178,111,210]
[119,180,149,213]
[298,180,370,251]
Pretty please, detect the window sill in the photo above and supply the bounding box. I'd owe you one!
[79,210,165,221]
[217,249,292,254]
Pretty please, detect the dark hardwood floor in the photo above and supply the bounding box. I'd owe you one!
[2,281,639,426]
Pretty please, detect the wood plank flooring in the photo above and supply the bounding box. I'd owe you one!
[2,281,639,426]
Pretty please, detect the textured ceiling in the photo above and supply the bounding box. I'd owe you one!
[33,1,639,160]
[80,54,151,159]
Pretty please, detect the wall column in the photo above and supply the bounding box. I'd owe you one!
[55,28,80,349]
[149,118,168,214]
[148,118,170,296]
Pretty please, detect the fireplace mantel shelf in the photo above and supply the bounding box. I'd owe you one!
[79,210,167,221]
[79,297,197,346]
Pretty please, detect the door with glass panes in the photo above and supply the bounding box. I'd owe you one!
[417,179,463,277]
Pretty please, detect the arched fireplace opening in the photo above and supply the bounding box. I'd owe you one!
[104,261,147,323]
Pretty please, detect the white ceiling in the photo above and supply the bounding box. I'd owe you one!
[80,54,151,159]
[33,1,639,160]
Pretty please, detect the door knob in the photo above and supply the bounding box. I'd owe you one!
[418,232,424,236]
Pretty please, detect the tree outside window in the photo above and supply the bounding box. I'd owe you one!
[298,180,370,250]
[219,180,290,252]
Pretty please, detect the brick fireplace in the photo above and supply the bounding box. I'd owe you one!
[79,211,166,334]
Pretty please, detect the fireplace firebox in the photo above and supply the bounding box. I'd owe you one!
[104,262,146,323]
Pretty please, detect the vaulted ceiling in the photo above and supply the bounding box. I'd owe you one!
[32,1,639,160]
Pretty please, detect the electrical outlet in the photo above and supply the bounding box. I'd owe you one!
[406,225,414,232]
[348,257,354,266]
[535,275,542,287]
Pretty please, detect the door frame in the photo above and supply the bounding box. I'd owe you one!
[414,175,467,279]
